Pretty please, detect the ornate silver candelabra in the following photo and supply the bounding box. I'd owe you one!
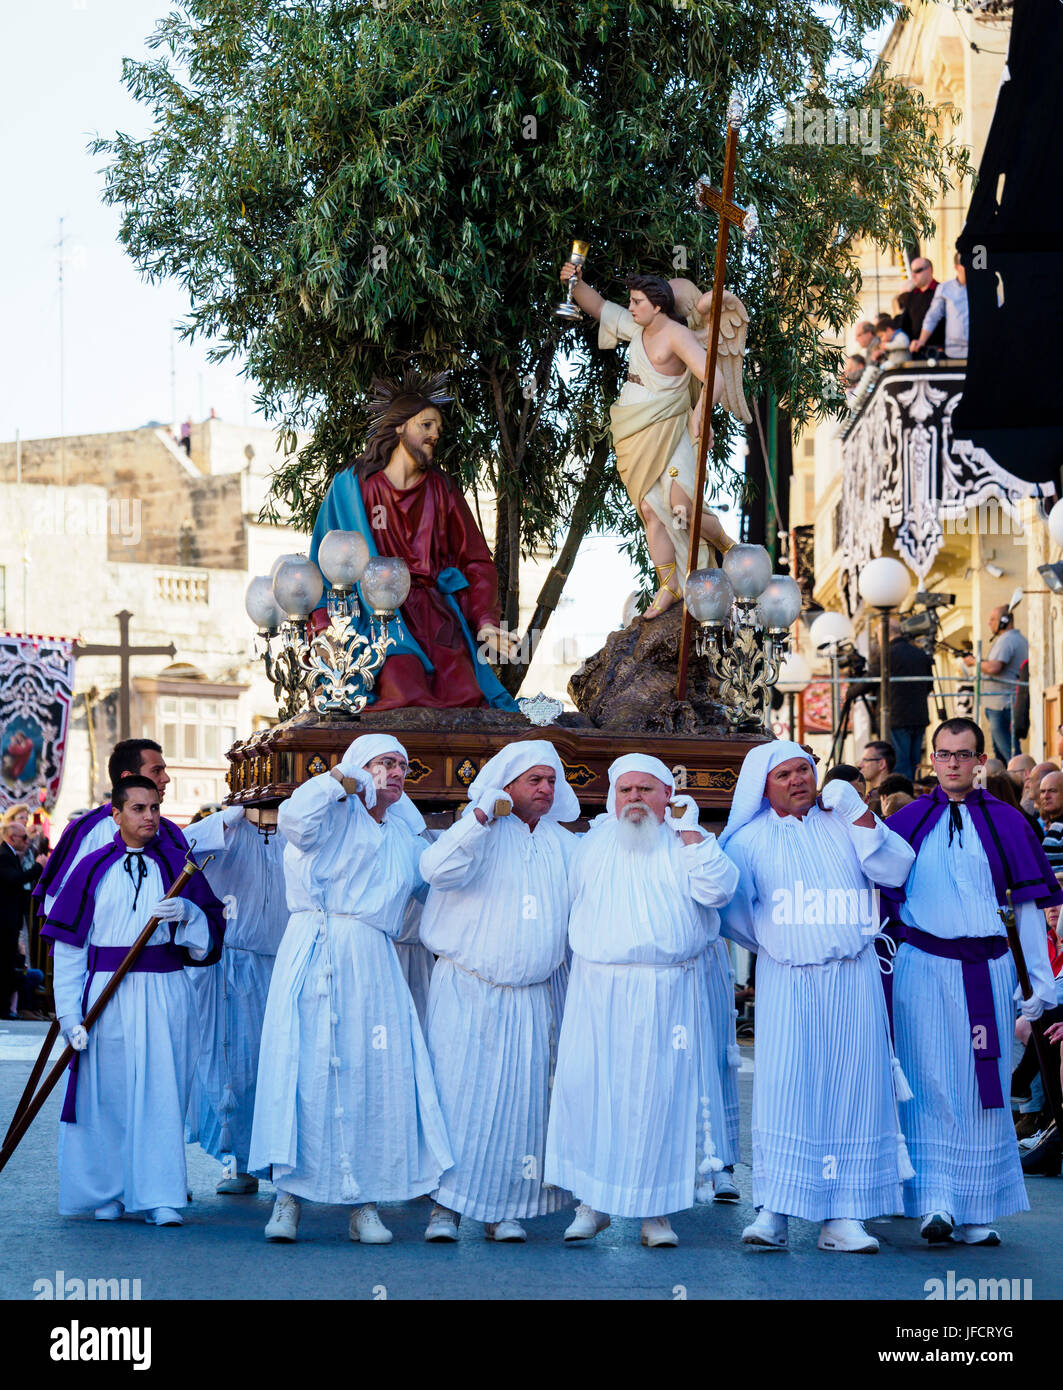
[684,545,803,729]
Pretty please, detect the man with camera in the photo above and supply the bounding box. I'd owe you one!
[867,617,935,781]
[963,605,1028,763]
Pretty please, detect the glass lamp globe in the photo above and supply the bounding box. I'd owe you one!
[775,651,812,694]
[858,556,911,609]
[245,576,285,633]
[317,530,370,591]
[272,557,324,619]
[1048,499,1063,548]
[684,568,735,624]
[808,610,854,650]
[270,552,306,581]
[756,575,803,631]
[361,556,411,613]
[722,544,773,601]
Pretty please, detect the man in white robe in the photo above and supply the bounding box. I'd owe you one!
[882,717,1060,1245]
[720,741,916,1253]
[43,777,221,1225]
[185,806,289,1195]
[35,738,185,918]
[418,739,577,1243]
[544,754,739,1248]
[249,735,453,1244]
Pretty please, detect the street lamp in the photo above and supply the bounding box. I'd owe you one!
[857,556,912,742]
[776,651,812,740]
[808,610,855,737]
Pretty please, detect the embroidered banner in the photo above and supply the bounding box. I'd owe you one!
[0,633,76,812]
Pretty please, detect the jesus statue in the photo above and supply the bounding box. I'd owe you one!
[560,260,750,620]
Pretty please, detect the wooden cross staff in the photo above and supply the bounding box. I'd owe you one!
[675,94,755,701]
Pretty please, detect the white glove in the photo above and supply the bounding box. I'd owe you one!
[151,895,191,923]
[336,761,377,809]
[220,806,245,827]
[819,778,868,824]
[471,786,512,821]
[1020,993,1045,1022]
[59,1015,88,1052]
[665,794,705,837]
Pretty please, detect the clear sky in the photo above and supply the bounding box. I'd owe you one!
[1,0,261,445]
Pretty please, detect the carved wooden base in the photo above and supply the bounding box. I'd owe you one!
[226,709,766,826]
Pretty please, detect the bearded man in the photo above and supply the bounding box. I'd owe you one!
[308,371,517,709]
[543,754,738,1249]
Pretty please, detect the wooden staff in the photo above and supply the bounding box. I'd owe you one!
[0,844,213,1177]
[999,888,1063,1135]
[676,101,748,700]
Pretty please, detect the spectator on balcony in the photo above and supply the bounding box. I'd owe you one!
[963,605,1028,762]
[891,292,910,330]
[900,258,945,357]
[853,320,880,365]
[913,253,968,360]
[842,353,867,405]
[871,318,911,368]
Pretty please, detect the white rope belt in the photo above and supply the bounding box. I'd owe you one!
[575,952,701,971]
[437,955,553,991]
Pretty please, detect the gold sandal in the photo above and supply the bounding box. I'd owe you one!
[643,562,682,619]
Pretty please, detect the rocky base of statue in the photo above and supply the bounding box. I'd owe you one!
[569,605,730,735]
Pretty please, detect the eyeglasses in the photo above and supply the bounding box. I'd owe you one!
[931,750,979,763]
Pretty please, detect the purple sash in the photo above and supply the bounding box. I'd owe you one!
[60,942,186,1123]
[893,923,1009,1110]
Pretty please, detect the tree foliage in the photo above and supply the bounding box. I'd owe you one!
[94,0,968,688]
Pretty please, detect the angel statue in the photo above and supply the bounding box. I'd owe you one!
[559,260,751,619]
[308,370,519,710]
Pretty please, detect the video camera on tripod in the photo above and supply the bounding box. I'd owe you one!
[898,590,957,653]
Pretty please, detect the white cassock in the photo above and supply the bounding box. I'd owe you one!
[703,937,742,1165]
[247,770,453,1204]
[894,802,1055,1224]
[184,808,289,1170]
[39,806,187,916]
[394,835,437,1033]
[51,851,210,1214]
[720,742,916,1223]
[419,739,577,1222]
[544,814,739,1217]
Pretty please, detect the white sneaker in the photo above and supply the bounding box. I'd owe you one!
[920,1210,954,1244]
[640,1216,679,1248]
[425,1205,460,1242]
[145,1207,183,1227]
[94,1200,124,1221]
[951,1224,1001,1246]
[741,1209,788,1248]
[1019,1128,1048,1151]
[563,1203,611,1241]
[485,1219,526,1242]
[265,1192,301,1242]
[350,1203,393,1244]
[711,1168,740,1203]
[217,1173,259,1195]
[817,1217,879,1253]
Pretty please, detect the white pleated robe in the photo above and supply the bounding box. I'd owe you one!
[704,937,742,1166]
[185,811,290,1170]
[51,852,210,1215]
[544,819,739,1218]
[419,812,572,1222]
[895,803,1055,1223]
[247,772,453,1204]
[721,805,915,1222]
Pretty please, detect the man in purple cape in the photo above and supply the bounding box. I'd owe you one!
[879,717,1060,1247]
[41,777,224,1226]
[34,738,186,918]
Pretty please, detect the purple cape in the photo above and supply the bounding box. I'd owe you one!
[33,802,187,906]
[880,785,1063,915]
[41,830,225,966]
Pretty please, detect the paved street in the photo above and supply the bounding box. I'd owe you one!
[2,1019,1061,1303]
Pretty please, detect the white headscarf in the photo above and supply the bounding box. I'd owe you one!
[719,740,816,848]
[340,733,426,835]
[465,739,580,823]
[606,754,675,816]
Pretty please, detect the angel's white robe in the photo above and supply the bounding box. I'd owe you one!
[721,805,915,1221]
[51,851,210,1215]
[419,812,572,1222]
[247,773,452,1204]
[185,811,289,1171]
[544,818,738,1217]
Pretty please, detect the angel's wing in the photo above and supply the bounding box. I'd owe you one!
[698,291,752,424]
